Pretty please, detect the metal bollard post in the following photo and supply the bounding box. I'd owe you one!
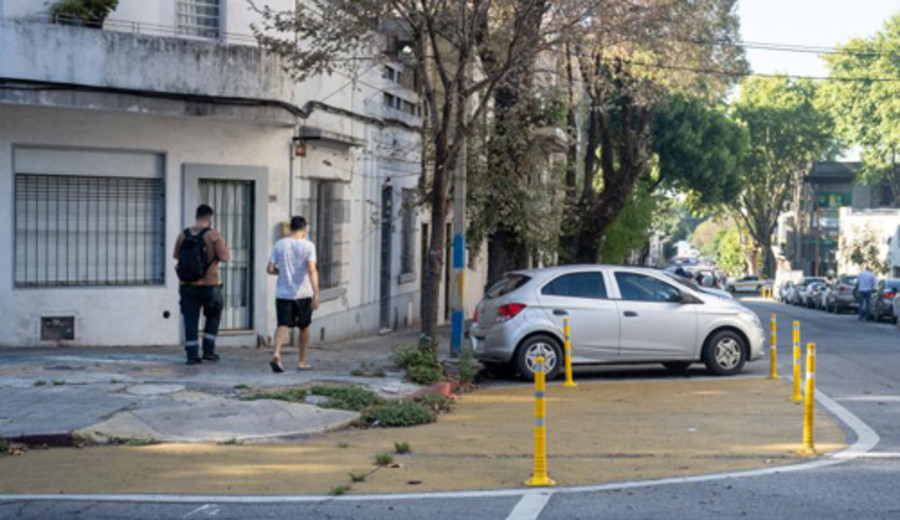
[525,356,556,487]
[799,342,817,455]
[562,318,577,388]
[769,314,779,379]
[791,321,803,402]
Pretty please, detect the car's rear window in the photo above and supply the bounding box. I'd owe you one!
[885,280,900,289]
[486,274,531,299]
[841,276,857,285]
[542,272,608,299]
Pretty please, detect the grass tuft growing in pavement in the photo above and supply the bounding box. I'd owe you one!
[233,384,249,391]
[242,387,309,403]
[393,345,444,385]
[414,393,453,414]
[350,362,387,378]
[362,401,436,428]
[393,441,411,454]
[348,472,367,483]
[220,438,243,446]
[337,442,350,449]
[124,438,160,447]
[374,453,394,466]
[330,484,351,496]
[33,380,46,387]
[52,380,65,386]
[310,385,385,412]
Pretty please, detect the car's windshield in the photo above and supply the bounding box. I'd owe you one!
[664,272,700,292]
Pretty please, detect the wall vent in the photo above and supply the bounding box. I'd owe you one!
[41,316,75,341]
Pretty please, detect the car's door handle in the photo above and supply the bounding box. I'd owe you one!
[553,309,569,316]
[623,311,638,318]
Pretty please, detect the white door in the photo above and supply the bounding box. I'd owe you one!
[536,270,619,361]
[613,271,698,360]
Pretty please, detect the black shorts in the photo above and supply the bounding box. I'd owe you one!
[276,298,313,329]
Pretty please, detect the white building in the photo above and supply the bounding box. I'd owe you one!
[0,0,474,347]
[836,208,900,276]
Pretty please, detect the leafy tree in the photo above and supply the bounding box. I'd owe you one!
[651,93,748,208]
[730,76,838,275]
[712,226,746,277]
[560,0,747,263]
[840,225,889,275]
[822,13,900,204]
[598,180,660,264]
[251,0,592,346]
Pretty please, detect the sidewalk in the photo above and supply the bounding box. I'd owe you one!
[0,377,847,495]
[0,328,427,444]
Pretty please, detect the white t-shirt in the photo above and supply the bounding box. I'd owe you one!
[269,237,317,300]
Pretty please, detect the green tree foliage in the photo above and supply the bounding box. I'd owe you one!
[822,13,900,203]
[731,76,838,275]
[712,226,746,277]
[562,0,747,263]
[598,181,659,264]
[651,94,748,209]
[839,226,889,275]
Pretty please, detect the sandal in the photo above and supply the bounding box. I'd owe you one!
[269,359,285,373]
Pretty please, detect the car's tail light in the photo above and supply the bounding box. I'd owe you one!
[886,292,895,300]
[473,306,479,324]
[496,303,526,323]
[838,286,847,293]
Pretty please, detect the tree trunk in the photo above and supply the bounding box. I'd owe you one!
[420,150,452,348]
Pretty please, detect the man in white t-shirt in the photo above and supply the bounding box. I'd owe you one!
[266,216,320,372]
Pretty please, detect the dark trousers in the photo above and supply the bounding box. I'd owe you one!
[858,290,872,320]
[180,285,223,358]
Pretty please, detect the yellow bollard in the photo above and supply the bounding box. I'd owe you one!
[791,321,803,402]
[525,356,556,487]
[562,318,577,388]
[769,314,779,379]
[799,342,817,455]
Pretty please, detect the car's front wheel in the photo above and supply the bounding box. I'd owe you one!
[516,334,563,381]
[702,330,747,376]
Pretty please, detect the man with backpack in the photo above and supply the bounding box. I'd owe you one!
[173,204,230,365]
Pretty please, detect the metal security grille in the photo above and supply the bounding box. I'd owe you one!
[14,174,165,287]
[176,0,220,39]
[380,185,394,329]
[199,179,254,331]
[400,189,415,275]
[309,180,339,289]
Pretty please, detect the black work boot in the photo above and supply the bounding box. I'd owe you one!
[186,348,202,365]
[202,352,220,362]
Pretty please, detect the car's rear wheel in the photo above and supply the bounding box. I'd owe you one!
[662,362,692,374]
[516,334,563,381]
[702,330,747,376]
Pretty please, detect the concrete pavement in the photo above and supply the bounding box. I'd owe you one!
[0,329,424,444]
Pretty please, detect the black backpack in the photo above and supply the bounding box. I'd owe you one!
[176,228,211,282]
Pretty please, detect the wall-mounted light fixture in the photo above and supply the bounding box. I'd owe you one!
[292,137,307,157]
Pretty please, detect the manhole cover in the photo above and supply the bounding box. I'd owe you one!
[126,384,185,396]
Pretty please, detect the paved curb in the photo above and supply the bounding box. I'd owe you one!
[0,384,877,503]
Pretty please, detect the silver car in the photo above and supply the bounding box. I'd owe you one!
[470,265,766,380]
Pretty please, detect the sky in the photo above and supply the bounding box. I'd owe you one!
[738,0,899,77]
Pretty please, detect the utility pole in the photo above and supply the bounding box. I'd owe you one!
[450,111,467,359]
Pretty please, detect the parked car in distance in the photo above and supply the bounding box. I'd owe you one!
[870,279,900,323]
[778,281,795,303]
[826,275,858,313]
[470,265,765,380]
[725,275,766,294]
[804,281,828,309]
[790,277,828,306]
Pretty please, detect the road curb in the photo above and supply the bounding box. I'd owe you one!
[0,384,879,504]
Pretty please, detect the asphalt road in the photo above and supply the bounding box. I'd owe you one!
[3,297,900,520]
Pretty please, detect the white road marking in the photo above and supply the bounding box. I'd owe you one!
[505,492,553,520]
[836,395,900,402]
[0,384,879,505]
[832,452,900,460]
[182,504,220,518]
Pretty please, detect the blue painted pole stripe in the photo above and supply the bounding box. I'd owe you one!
[534,364,543,371]
[450,311,463,356]
[534,391,545,399]
[535,419,545,427]
[452,232,465,268]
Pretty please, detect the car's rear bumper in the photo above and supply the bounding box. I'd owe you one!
[470,324,518,364]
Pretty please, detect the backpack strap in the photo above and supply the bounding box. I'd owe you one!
[197,227,214,262]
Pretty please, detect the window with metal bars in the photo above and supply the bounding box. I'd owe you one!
[176,0,220,39]
[14,174,166,287]
[400,189,416,275]
[308,179,339,289]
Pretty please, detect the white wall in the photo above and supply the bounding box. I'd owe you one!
[837,208,900,276]
[0,105,293,347]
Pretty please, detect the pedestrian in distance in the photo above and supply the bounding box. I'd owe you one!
[856,265,877,321]
[267,216,320,372]
[173,204,229,365]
